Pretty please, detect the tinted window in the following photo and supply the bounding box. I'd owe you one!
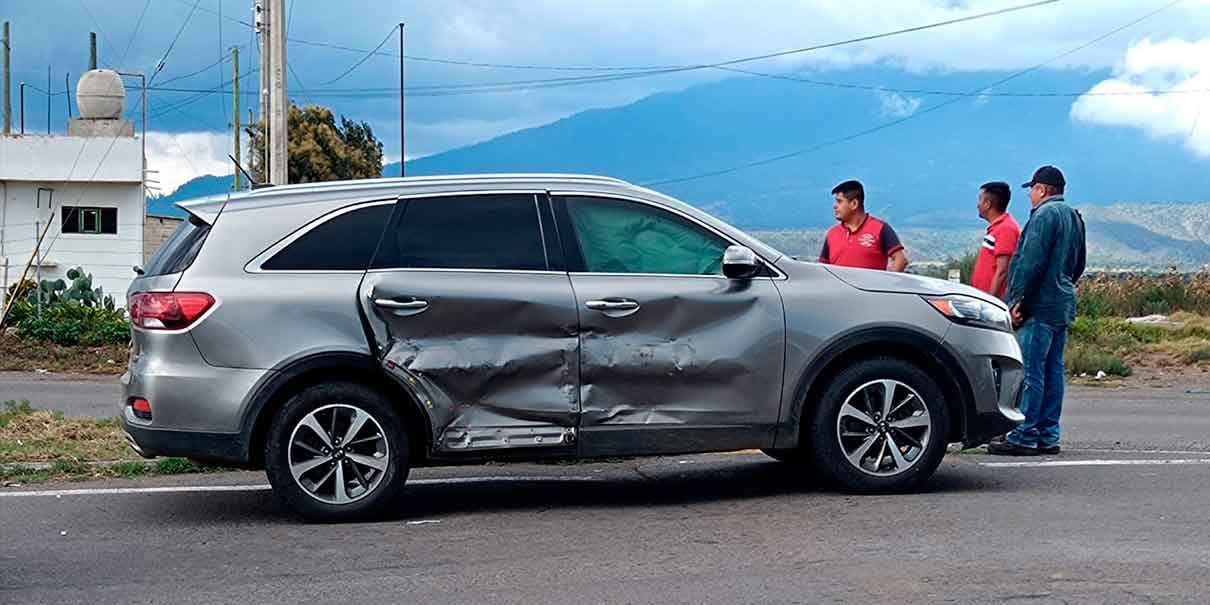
[144,215,211,277]
[262,203,393,271]
[372,194,546,271]
[564,196,729,275]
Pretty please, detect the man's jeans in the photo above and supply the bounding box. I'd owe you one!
[1007,320,1068,449]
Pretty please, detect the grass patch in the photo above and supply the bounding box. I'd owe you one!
[1066,343,1133,377]
[0,401,231,485]
[0,333,127,375]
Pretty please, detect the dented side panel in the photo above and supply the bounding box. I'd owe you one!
[360,271,581,453]
[571,274,786,452]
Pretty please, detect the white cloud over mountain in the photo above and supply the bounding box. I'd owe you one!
[1072,37,1210,157]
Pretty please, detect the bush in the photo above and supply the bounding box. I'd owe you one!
[1066,343,1132,377]
[16,301,129,346]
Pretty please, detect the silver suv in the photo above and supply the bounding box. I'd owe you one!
[123,174,1023,521]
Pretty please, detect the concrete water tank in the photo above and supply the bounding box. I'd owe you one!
[76,69,126,119]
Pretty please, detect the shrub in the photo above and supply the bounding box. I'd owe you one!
[1066,343,1132,377]
[16,301,129,346]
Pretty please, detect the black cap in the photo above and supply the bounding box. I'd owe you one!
[1022,165,1065,189]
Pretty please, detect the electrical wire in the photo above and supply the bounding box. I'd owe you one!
[119,0,155,69]
[644,0,1185,187]
[318,25,398,86]
[149,0,203,86]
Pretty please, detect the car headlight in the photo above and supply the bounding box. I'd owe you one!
[923,295,1012,332]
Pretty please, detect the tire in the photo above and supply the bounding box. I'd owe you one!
[265,382,410,522]
[808,357,948,494]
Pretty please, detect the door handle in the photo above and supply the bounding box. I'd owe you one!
[585,299,640,312]
[374,298,429,310]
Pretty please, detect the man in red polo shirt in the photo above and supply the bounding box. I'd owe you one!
[818,180,908,271]
[970,181,1021,300]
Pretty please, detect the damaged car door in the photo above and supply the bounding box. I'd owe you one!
[360,193,580,455]
[552,194,787,455]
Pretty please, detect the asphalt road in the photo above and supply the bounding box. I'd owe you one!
[4,374,1210,602]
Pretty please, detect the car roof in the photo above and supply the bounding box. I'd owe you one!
[177,173,784,263]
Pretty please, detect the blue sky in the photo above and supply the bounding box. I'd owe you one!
[7,0,1210,192]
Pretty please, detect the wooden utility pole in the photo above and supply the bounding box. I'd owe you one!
[3,21,11,135]
[268,0,287,185]
[233,46,242,191]
[406,21,411,176]
[89,32,97,69]
[256,0,270,178]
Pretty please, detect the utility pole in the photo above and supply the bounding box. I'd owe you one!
[89,32,97,69]
[255,0,270,178]
[233,47,242,191]
[3,21,11,135]
[406,22,411,176]
[268,0,288,185]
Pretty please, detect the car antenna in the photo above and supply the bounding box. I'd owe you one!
[228,154,271,190]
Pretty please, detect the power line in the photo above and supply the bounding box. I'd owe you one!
[149,0,203,86]
[76,0,121,64]
[319,25,399,86]
[119,0,154,68]
[156,53,232,88]
[644,0,1184,187]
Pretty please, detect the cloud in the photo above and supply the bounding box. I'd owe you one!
[878,91,922,118]
[1071,38,1210,157]
[144,132,233,195]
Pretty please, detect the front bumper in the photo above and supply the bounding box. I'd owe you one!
[940,324,1025,447]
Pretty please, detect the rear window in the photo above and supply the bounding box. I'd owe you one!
[262,203,393,271]
[144,215,211,277]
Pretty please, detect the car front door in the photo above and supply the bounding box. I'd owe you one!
[552,194,786,455]
[360,192,580,455]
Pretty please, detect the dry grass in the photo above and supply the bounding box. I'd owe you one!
[0,401,228,485]
[0,333,127,375]
[0,401,136,464]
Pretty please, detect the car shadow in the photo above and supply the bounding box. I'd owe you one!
[134,458,1004,525]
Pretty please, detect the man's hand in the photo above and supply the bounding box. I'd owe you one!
[1011,304,1025,330]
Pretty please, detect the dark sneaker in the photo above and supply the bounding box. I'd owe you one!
[1038,444,1061,455]
[987,440,1039,456]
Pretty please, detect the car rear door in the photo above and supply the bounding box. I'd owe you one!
[552,193,786,456]
[359,192,581,455]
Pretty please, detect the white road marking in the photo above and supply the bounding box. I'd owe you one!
[980,458,1210,468]
[0,475,605,498]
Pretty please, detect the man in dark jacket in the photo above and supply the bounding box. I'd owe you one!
[989,165,1086,456]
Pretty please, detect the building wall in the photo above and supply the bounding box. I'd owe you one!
[1,181,144,308]
[144,216,183,265]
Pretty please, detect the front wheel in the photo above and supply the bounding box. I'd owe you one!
[265,382,410,522]
[808,358,948,494]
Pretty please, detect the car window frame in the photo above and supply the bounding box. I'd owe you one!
[247,198,397,274]
[367,190,558,275]
[551,192,781,279]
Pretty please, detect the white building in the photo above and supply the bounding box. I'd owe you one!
[0,70,145,309]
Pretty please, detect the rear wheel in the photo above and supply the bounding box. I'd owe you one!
[808,358,948,493]
[265,382,410,522]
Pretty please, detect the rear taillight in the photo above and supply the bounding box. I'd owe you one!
[129,292,215,330]
[130,398,152,420]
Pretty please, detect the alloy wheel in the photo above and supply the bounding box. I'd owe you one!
[288,404,390,505]
[835,379,932,477]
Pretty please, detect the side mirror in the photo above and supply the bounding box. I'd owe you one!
[723,245,761,279]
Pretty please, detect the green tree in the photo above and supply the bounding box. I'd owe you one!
[247,104,384,184]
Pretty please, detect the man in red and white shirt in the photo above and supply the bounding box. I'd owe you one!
[970,181,1021,300]
[818,180,908,271]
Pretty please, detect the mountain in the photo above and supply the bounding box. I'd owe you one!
[148,174,233,218]
[156,65,1210,266]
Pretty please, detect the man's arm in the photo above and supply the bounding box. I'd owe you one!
[1072,210,1087,284]
[818,238,831,264]
[889,249,908,272]
[990,255,1011,300]
[1005,210,1054,309]
[881,223,908,272]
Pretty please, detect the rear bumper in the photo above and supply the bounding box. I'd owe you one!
[121,416,248,467]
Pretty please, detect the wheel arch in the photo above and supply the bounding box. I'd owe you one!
[239,352,434,468]
[779,326,973,449]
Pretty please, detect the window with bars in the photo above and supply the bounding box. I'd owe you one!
[61,207,118,235]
